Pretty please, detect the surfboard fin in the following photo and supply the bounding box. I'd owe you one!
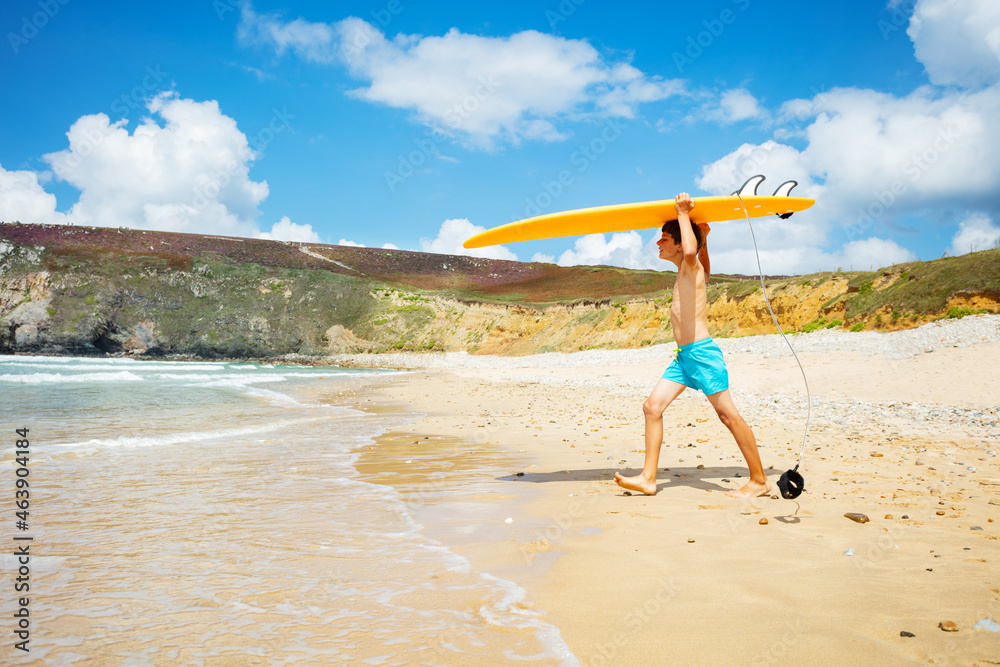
[772,180,799,218]
[733,174,765,197]
[772,180,798,197]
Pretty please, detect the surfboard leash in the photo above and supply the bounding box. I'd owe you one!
[735,181,811,499]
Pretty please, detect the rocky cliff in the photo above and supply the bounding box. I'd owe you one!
[1,224,998,358]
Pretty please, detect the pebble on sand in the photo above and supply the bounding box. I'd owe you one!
[843,548,855,556]
[504,517,514,524]
[844,513,870,524]
[885,514,894,520]
[687,538,695,543]
[900,631,915,638]
[759,518,768,525]
[939,621,958,632]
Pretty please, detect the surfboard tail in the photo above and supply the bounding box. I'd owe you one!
[733,175,803,219]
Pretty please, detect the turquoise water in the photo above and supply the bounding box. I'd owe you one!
[0,355,574,665]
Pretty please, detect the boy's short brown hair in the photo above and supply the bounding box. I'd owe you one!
[661,219,703,250]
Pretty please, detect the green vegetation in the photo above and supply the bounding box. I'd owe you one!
[17,248,381,356]
[941,306,994,320]
[843,249,1000,321]
[2,223,998,358]
[723,279,761,299]
[801,317,843,333]
[572,310,605,327]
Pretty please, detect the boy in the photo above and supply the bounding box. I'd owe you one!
[614,193,770,498]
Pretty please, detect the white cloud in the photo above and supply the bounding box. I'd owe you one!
[697,79,1000,274]
[420,218,518,260]
[238,5,684,147]
[0,163,67,224]
[686,0,1000,275]
[836,237,919,270]
[554,231,661,270]
[949,212,1000,255]
[42,92,272,236]
[702,222,917,275]
[537,224,918,274]
[697,140,813,198]
[704,88,769,125]
[780,84,999,209]
[338,239,400,249]
[237,4,337,64]
[257,216,321,242]
[908,0,1000,88]
[3,92,321,248]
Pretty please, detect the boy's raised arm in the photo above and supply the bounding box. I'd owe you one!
[675,192,700,268]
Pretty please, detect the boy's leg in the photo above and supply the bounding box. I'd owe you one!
[705,389,771,498]
[614,378,686,495]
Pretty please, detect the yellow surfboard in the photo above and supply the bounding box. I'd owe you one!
[464,176,814,249]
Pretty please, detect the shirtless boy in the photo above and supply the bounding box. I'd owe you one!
[614,193,771,499]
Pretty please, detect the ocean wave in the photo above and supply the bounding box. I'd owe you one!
[0,371,145,384]
[243,386,313,407]
[0,361,219,372]
[196,376,289,387]
[54,416,335,450]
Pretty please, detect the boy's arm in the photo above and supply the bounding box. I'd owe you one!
[698,223,711,281]
[675,193,700,269]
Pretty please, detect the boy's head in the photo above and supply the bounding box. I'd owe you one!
[661,219,703,250]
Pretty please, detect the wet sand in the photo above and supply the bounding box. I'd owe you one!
[353,334,1000,665]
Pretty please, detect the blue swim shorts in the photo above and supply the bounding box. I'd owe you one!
[661,337,729,396]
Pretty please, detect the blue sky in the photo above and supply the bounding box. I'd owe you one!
[2,0,1000,275]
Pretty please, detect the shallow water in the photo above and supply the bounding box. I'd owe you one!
[0,355,575,665]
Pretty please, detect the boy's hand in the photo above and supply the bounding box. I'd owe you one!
[675,192,694,216]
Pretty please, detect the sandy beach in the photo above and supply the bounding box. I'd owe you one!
[347,315,1000,666]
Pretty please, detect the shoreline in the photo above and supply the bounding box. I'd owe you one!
[347,317,1000,665]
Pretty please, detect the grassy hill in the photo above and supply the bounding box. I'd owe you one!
[1,222,998,358]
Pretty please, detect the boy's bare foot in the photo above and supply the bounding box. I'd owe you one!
[726,479,771,498]
[614,472,657,495]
